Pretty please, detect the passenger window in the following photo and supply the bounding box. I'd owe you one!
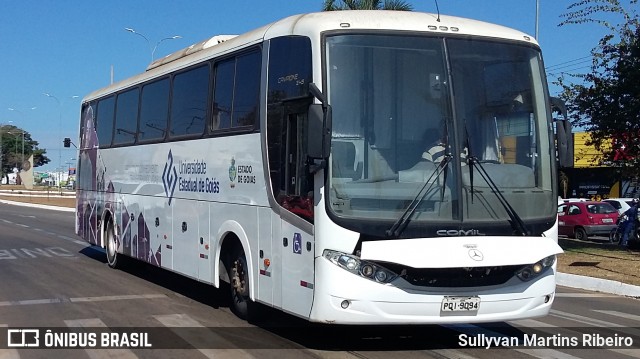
[233,51,261,127]
[139,78,169,142]
[211,49,261,131]
[170,64,209,137]
[212,59,234,130]
[113,88,139,145]
[568,205,581,215]
[96,96,115,147]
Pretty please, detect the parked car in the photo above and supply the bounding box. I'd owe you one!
[558,201,618,240]
[602,198,634,216]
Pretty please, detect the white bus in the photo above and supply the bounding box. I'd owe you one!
[76,10,573,324]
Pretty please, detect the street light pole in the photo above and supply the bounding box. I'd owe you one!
[43,93,79,190]
[124,27,182,62]
[535,0,540,40]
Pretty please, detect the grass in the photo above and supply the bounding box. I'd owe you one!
[2,186,638,288]
[557,236,640,287]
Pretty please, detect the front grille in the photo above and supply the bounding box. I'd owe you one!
[382,263,521,287]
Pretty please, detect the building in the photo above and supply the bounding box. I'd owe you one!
[560,132,638,200]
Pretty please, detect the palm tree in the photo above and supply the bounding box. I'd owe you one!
[323,0,413,11]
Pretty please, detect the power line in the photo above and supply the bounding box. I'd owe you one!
[547,65,593,78]
[545,55,592,70]
[546,59,593,72]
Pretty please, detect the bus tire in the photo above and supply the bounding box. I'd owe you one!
[227,245,251,320]
[105,220,120,268]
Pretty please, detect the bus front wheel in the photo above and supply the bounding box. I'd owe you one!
[227,246,251,320]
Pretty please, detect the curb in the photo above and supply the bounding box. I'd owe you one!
[557,272,640,298]
[1,198,639,297]
[0,199,75,212]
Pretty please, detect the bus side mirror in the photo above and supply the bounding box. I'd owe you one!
[307,83,332,161]
[307,104,332,160]
[551,97,574,168]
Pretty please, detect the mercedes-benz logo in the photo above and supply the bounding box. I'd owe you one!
[21,161,31,171]
[468,249,484,261]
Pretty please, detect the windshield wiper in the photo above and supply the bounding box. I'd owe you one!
[386,156,451,238]
[464,122,527,235]
[468,157,528,236]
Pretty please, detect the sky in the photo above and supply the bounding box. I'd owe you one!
[0,0,630,172]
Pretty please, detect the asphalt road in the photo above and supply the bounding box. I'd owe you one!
[0,204,639,359]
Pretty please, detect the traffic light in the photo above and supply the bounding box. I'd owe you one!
[63,138,71,148]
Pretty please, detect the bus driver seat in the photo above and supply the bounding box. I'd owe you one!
[332,141,363,180]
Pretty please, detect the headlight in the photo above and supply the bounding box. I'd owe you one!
[516,255,556,281]
[323,249,398,284]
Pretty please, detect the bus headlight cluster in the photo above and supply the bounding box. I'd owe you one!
[516,255,556,281]
[323,250,398,284]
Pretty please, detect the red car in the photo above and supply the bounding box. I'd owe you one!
[558,201,618,240]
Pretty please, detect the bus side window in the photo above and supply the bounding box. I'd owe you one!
[96,96,115,148]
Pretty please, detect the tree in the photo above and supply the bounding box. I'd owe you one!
[0,124,50,182]
[322,0,413,11]
[556,0,639,177]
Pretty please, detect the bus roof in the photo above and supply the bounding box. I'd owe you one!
[83,10,538,102]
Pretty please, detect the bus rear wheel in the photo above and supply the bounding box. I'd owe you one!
[105,221,120,268]
[227,246,251,320]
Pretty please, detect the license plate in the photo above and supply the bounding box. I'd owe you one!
[602,218,613,223]
[441,296,480,312]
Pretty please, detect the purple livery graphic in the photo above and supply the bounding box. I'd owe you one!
[77,105,161,266]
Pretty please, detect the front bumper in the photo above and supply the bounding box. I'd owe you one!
[309,257,556,324]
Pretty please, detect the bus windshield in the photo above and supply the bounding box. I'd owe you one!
[326,34,556,236]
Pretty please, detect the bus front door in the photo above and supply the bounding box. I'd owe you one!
[279,108,315,318]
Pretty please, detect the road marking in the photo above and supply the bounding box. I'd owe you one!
[555,293,618,298]
[0,294,167,307]
[430,349,478,359]
[511,317,640,357]
[550,309,623,327]
[509,318,557,328]
[153,314,253,359]
[0,247,76,260]
[593,310,640,323]
[65,318,138,359]
[57,234,87,246]
[70,294,167,303]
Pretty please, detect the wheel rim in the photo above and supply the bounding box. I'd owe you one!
[106,225,117,264]
[231,257,248,301]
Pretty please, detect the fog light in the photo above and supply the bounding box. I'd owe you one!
[544,295,551,303]
[341,300,350,309]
